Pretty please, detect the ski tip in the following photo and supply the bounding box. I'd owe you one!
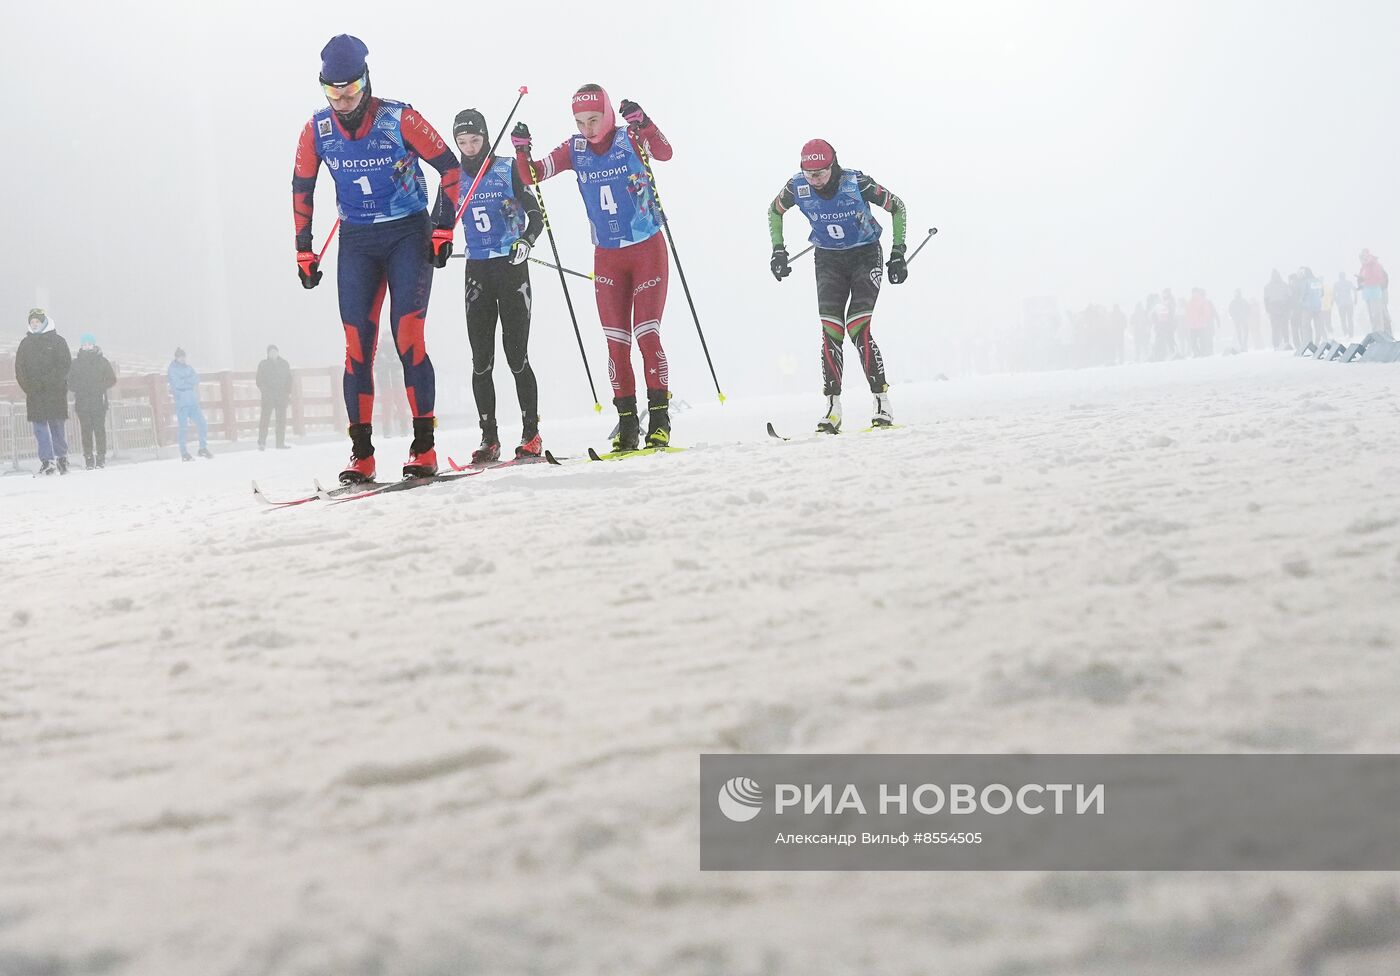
[587,447,603,462]
[544,450,563,466]
[766,422,790,441]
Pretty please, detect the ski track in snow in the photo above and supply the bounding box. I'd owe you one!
[3,352,1400,975]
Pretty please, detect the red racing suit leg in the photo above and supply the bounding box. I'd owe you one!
[593,231,669,398]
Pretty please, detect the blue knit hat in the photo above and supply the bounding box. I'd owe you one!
[320,35,368,84]
[80,333,96,346]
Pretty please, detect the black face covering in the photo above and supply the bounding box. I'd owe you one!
[331,73,373,133]
[814,162,844,200]
[460,147,491,175]
[454,109,490,174]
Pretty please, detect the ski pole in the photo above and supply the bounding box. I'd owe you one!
[633,137,726,404]
[528,256,593,280]
[526,156,602,413]
[906,226,938,265]
[454,86,529,224]
[788,244,816,263]
[447,253,594,280]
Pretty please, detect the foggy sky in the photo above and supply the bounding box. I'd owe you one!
[3,0,1397,415]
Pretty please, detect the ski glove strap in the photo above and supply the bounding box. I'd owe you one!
[297,251,322,290]
[429,227,454,268]
[510,239,531,266]
[770,246,791,282]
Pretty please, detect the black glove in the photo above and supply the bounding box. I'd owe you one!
[619,99,649,129]
[770,246,791,282]
[886,244,908,285]
[296,251,322,290]
[510,121,532,155]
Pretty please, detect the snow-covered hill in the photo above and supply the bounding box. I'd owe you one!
[3,351,1400,975]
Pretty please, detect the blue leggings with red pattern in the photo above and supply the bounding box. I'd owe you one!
[337,211,436,424]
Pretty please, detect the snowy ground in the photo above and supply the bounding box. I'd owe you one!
[4,351,1400,976]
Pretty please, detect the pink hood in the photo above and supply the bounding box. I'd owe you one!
[572,87,616,147]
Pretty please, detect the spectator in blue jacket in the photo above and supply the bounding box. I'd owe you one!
[167,348,212,460]
[1300,267,1327,342]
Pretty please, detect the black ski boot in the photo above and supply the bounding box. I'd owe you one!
[84,455,95,471]
[645,388,671,448]
[403,417,438,477]
[472,423,500,465]
[340,423,376,484]
[612,396,640,453]
[517,415,542,459]
[56,456,69,475]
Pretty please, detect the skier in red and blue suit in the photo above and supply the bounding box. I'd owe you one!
[512,85,675,452]
[292,34,461,482]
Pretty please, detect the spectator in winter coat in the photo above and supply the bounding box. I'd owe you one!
[1287,271,1310,349]
[1357,249,1391,337]
[1152,289,1178,360]
[1131,301,1151,363]
[167,348,212,461]
[255,345,293,450]
[15,309,72,475]
[1108,304,1127,365]
[1184,288,1219,357]
[67,333,117,469]
[1334,271,1357,337]
[1263,270,1291,349]
[1300,267,1327,342]
[1228,289,1251,352]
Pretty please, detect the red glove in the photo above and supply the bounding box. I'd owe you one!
[429,227,454,268]
[296,251,322,289]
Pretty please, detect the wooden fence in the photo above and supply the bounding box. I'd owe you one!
[0,364,415,466]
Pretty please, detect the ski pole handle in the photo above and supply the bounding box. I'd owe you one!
[906,226,938,265]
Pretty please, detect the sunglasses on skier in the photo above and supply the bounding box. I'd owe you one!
[321,73,367,99]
